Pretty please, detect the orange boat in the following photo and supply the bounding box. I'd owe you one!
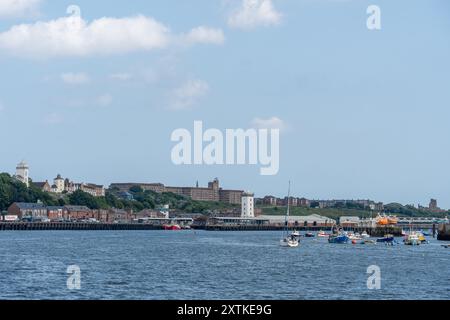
[376,214,398,226]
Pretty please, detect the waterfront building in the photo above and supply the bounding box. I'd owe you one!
[64,206,92,220]
[339,216,360,227]
[257,214,336,227]
[8,202,47,219]
[47,206,67,220]
[429,199,438,210]
[241,192,255,218]
[15,161,29,187]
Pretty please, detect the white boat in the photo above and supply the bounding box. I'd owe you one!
[405,232,421,246]
[349,233,362,241]
[280,235,300,247]
[318,230,330,237]
[291,230,301,237]
[361,231,370,239]
[279,181,299,248]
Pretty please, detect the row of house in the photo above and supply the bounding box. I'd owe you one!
[6,203,167,223]
[259,196,384,211]
[14,161,105,197]
[32,174,105,197]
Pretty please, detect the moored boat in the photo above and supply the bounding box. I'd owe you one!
[279,182,299,248]
[304,232,315,238]
[328,232,349,244]
[164,224,182,230]
[348,232,362,241]
[376,234,395,243]
[404,232,421,245]
[361,231,370,239]
[318,230,330,238]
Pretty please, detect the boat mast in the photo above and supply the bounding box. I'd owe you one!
[284,181,291,234]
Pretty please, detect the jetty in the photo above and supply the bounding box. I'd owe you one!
[437,224,450,240]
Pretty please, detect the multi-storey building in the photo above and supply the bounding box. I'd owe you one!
[110,178,243,204]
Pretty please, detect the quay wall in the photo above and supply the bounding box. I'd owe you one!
[0,222,162,231]
[437,224,450,241]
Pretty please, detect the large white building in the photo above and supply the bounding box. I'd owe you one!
[241,192,255,218]
[15,161,29,187]
[52,174,65,193]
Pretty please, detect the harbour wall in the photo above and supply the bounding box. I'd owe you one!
[437,224,450,241]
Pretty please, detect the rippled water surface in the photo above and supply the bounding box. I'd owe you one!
[0,231,448,300]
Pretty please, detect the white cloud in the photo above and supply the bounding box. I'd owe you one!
[61,72,90,85]
[183,26,225,46]
[110,73,132,81]
[251,116,287,131]
[228,0,282,30]
[44,113,63,125]
[0,15,170,58]
[0,0,41,18]
[0,12,224,58]
[96,94,113,107]
[170,79,209,110]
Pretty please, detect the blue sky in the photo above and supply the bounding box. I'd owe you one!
[0,0,449,208]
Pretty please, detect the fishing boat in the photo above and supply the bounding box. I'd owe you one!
[328,233,350,244]
[376,234,395,243]
[328,226,349,244]
[404,232,421,245]
[279,182,299,248]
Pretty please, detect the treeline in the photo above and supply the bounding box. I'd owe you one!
[0,173,237,214]
[384,203,448,217]
[0,173,61,211]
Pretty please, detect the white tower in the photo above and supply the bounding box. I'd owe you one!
[241,192,255,218]
[54,174,65,193]
[16,161,29,187]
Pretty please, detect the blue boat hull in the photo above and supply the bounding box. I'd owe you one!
[376,237,394,243]
[328,235,349,243]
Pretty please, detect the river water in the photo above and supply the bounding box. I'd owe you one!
[0,230,448,300]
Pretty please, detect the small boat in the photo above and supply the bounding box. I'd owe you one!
[420,230,431,237]
[280,234,300,247]
[291,230,301,237]
[376,234,395,243]
[318,230,330,238]
[164,224,182,230]
[349,233,362,241]
[304,232,315,238]
[362,239,376,245]
[328,233,349,244]
[361,231,370,239]
[404,232,421,245]
[279,182,299,248]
